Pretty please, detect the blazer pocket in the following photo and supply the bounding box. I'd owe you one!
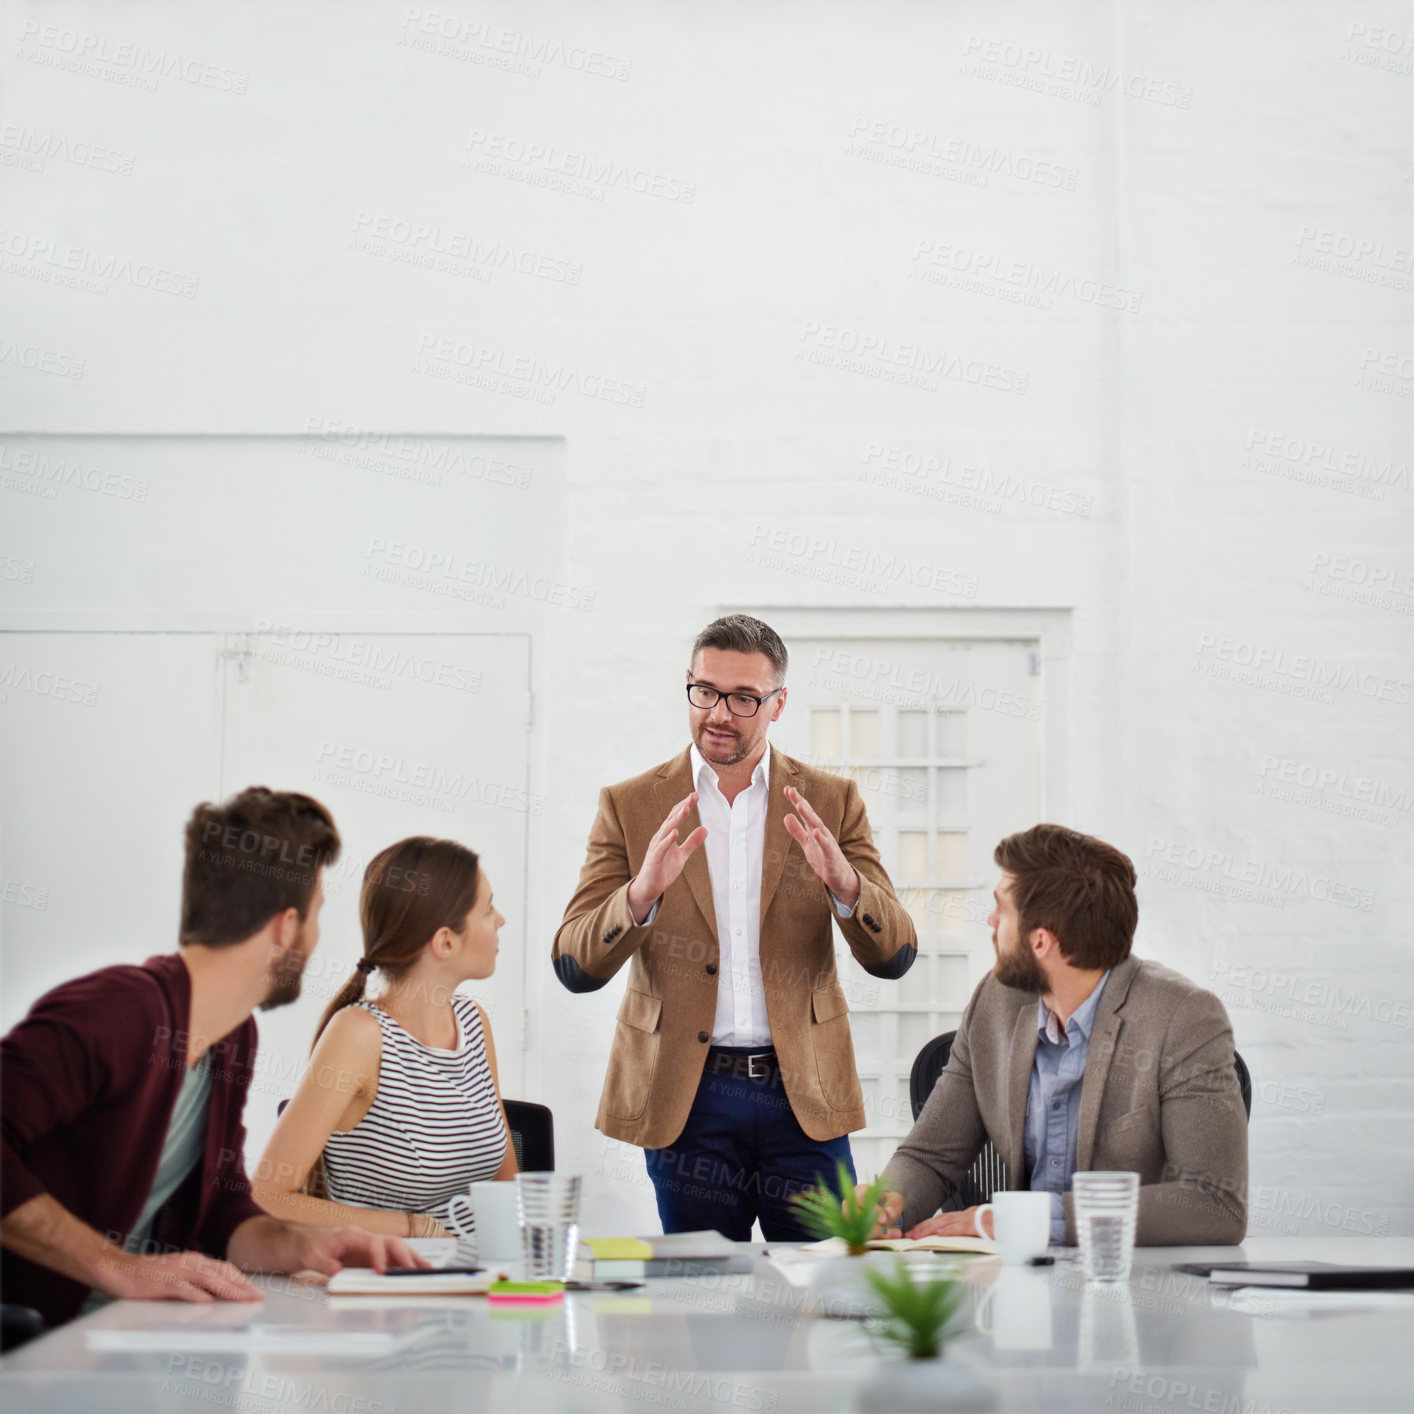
[810,982,858,1112]
[604,989,663,1121]
[811,982,849,1024]
[616,989,662,1032]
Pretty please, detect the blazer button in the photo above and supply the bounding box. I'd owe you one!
[705,963,718,975]
[697,1031,709,1043]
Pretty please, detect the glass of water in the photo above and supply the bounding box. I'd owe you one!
[515,1172,581,1282]
[1073,1171,1139,1282]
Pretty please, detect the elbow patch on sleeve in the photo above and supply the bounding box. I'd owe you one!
[863,944,916,980]
[553,955,611,994]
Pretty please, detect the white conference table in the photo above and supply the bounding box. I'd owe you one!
[3,1237,1413,1413]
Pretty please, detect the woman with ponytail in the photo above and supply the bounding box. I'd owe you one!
[253,838,516,1238]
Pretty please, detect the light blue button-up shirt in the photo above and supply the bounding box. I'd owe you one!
[1023,971,1111,1244]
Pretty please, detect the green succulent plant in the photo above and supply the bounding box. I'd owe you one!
[790,1161,889,1255]
[862,1258,968,1360]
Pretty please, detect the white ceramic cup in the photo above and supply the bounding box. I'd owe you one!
[973,1190,1052,1265]
[445,1180,521,1261]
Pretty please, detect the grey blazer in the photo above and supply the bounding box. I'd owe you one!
[884,955,1248,1245]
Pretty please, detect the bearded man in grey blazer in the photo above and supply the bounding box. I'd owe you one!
[875,824,1247,1246]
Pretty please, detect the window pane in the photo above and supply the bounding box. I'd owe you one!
[935,767,967,817]
[898,1011,933,1061]
[850,710,880,758]
[852,766,884,815]
[935,889,970,938]
[851,1010,881,1058]
[902,887,932,938]
[811,709,842,758]
[897,710,928,756]
[895,768,928,810]
[935,709,967,755]
[934,832,968,879]
[936,954,972,1009]
[898,831,928,878]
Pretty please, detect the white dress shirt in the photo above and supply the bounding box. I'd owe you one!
[691,741,774,1045]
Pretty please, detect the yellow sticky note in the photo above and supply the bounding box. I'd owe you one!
[583,1237,655,1260]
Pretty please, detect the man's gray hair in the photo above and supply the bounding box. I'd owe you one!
[690,615,788,685]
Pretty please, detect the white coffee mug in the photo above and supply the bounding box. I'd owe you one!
[445,1180,520,1261]
[973,1190,1052,1265]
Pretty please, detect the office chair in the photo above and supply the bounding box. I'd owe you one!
[0,1303,46,1353]
[502,1100,555,1172]
[908,1031,1253,1206]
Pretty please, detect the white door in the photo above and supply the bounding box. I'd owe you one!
[0,633,224,1028]
[774,636,1044,1179]
[0,630,533,1171]
[218,631,532,1160]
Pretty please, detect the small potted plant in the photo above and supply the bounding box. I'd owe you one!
[861,1258,966,1359]
[856,1259,997,1412]
[790,1161,889,1256]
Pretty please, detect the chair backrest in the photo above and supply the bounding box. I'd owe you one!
[907,1030,1253,1205]
[1233,1050,1252,1119]
[502,1099,555,1172]
[908,1031,1004,1206]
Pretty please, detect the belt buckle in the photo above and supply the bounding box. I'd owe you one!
[746,1052,770,1080]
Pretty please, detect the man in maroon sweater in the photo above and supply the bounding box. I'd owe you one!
[0,787,428,1326]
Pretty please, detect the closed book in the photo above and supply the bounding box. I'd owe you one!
[1206,1262,1414,1290]
[580,1230,748,1279]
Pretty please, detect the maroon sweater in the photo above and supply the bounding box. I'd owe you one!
[1,953,266,1324]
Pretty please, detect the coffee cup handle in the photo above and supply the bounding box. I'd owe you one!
[973,1203,994,1241]
[445,1195,476,1245]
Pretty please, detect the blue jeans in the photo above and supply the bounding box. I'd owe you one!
[644,1049,856,1241]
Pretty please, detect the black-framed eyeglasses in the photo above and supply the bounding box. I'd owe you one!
[686,682,784,718]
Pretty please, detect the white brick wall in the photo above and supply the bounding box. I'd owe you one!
[2,1,1409,1238]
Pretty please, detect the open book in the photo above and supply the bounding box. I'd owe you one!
[803,1234,999,1257]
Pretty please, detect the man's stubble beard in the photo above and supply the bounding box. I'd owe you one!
[992,933,1048,994]
[694,723,752,767]
[260,931,312,1012]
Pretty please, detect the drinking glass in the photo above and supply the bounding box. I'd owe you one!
[515,1172,581,1281]
[1072,1171,1139,1282]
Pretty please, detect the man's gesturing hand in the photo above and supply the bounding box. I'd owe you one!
[784,785,860,908]
[626,792,708,924]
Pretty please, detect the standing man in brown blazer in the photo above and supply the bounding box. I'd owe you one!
[553,615,917,1239]
[874,824,1248,1246]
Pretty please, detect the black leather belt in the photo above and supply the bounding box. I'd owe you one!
[706,1047,778,1081]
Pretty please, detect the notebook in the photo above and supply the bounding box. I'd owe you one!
[804,1234,999,1257]
[1204,1262,1414,1291]
[325,1267,504,1296]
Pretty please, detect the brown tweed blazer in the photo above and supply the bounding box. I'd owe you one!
[884,955,1248,1245]
[552,747,917,1149]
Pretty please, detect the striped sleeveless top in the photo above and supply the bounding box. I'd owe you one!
[321,994,507,1222]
